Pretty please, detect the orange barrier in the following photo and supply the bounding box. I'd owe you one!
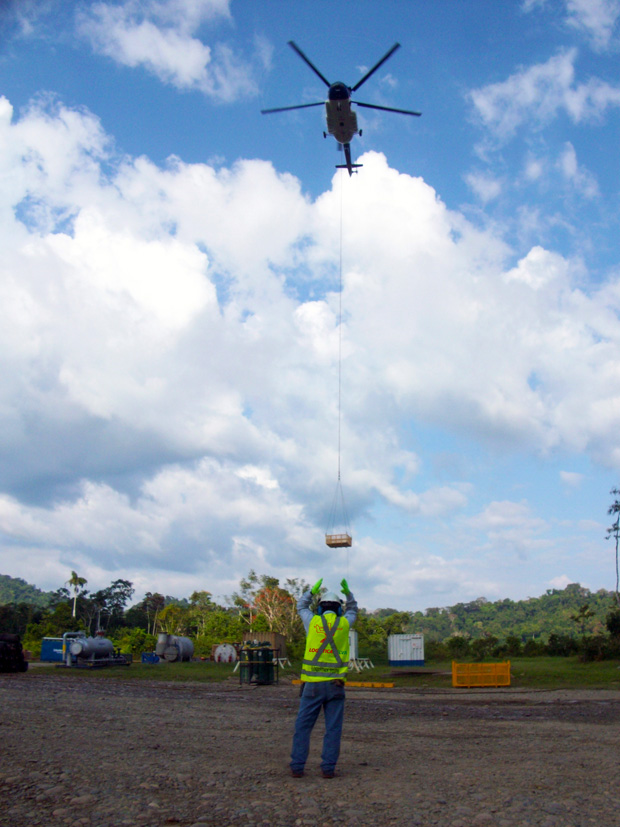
[452,660,511,688]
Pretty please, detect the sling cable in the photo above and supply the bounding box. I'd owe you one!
[325,170,352,555]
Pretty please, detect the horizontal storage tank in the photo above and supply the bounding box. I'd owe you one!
[388,633,424,666]
[70,636,114,659]
[155,634,194,662]
[348,630,358,661]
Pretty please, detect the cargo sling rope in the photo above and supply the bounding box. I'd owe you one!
[325,170,352,569]
[301,614,345,678]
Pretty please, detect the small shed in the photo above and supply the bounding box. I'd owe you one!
[348,629,358,660]
[252,631,287,658]
[388,633,424,666]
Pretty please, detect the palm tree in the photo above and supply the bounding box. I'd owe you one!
[66,570,87,618]
[607,488,620,608]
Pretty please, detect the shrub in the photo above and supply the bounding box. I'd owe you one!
[113,628,157,655]
[446,635,471,659]
[425,639,448,662]
[471,636,499,661]
[505,635,524,657]
[522,638,546,657]
[578,635,607,662]
[606,608,620,639]
[546,633,578,657]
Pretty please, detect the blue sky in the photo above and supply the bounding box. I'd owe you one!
[1,0,620,611]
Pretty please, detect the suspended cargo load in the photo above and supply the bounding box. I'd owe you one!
[325,533,352,547]
[326,479,352,547]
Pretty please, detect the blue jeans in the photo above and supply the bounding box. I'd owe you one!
[290,680,345,773]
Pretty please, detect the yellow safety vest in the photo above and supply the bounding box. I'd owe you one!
[301,613,350,682]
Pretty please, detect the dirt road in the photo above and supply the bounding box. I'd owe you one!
[1,672,620,827]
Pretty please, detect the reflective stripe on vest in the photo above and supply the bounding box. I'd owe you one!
[301,612,350,682]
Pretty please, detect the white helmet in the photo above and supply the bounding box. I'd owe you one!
[320,591,341,605]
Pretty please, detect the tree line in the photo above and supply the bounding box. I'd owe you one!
[1,571,619,662]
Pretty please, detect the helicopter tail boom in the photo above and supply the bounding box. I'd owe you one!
[336,163,363,173]
[336,142,362,176]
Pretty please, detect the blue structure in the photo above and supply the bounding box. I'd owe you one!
[40,637,64,662]
[141,652,160,664]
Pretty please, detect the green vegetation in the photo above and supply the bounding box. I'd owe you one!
[606,486,620,608]
[0,574,53,607]
[47,660,238,682]
[2,569,620,667]
[35,655,620,691]
[410,584,614,642]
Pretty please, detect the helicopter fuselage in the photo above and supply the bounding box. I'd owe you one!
[325,82,359,144]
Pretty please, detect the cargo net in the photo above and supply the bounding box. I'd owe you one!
[325,479,352,548]
[325,174,351,551]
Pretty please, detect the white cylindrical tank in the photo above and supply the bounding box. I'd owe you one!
[387,634,424,666]
[70,636,114,659]
[213,643,237,663]
[348,630,358,660]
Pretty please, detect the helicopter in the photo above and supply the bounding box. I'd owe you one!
[261,41,421,176]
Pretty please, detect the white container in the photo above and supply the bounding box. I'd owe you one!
[213,643,237,663]
[388,633,424,666]
[348,630,358,660]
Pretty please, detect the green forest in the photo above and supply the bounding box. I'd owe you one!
[0,574,52,607]
[1,571,619,662]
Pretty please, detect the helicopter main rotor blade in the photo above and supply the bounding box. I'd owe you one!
[353,100,422,116]
[261,102,325,114]
[351,43,401,92]
[288,41,331,87]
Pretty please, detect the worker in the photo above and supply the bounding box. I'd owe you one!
[290,577,358,778]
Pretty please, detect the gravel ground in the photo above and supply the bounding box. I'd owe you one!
[1,670,620,827]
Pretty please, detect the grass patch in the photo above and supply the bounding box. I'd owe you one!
[507,657,620,689]
[40,660,241,683]
[35,657,620,690]
[363,658,620,690]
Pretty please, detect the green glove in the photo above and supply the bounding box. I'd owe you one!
[311,577,323,595]
[340,578,350,596]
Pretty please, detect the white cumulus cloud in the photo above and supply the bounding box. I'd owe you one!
[3,96,620,605]
[565,0,620,51]
[76,0,262,100]
[469,48,620,140]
